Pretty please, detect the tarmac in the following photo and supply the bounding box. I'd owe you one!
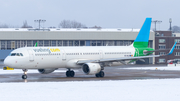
[0,63,180,83]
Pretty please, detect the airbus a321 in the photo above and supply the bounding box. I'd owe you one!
[4,18,176,79]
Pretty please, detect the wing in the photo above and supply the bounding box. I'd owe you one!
[77,42,176,65]
[77,55,160,65]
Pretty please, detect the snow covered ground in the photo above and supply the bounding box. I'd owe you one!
[0,66,180,101]
[0,79,180,101]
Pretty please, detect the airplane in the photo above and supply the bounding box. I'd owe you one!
[3,18,176,79]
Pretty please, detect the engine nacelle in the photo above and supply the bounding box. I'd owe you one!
[82,63,101,75]
[38,68,56,74]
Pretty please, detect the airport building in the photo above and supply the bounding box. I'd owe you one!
[0,28,155,63]
[155,31,180,64]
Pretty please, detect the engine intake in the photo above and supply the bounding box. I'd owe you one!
[82,63,101,75]
[38,68,56,74]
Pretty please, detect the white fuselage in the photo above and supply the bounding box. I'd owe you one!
[4,46,135,69]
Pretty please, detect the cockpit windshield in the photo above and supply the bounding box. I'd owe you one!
[9,53,23,56]
[10,53,16,56]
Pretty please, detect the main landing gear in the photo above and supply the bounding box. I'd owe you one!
[95,65,105,78]
[66,69,75,77]
[95,71,105,77]
[22,69,28,79]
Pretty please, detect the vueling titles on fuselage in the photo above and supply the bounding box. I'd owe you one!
[33,48,60,53]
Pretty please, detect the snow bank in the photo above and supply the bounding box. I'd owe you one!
[121,66,180,71]
[0,79,180,101]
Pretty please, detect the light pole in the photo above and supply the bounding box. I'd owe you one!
[34,19,46,29]
[169,18,172,31]
[151,20,162,33]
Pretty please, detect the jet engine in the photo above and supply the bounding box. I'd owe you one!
[82,63,101,75]
[38,68,56,74]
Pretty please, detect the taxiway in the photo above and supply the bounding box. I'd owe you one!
[0,64,180,83]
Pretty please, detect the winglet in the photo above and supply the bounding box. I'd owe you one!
[34,42,38,47]
[167,42,177,55]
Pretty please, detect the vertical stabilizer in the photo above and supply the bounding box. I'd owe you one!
[133,18,152,48]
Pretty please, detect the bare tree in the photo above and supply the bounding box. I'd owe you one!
[21,20,32,28]
[59,20,86,28]
[171,26,180,33]
[0,24,9,28]
[91,25,102,29]
[0,24,18,28]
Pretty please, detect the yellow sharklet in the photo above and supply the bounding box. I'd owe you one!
[3,66,14,70]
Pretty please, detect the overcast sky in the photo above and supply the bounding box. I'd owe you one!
[0,0,179,30]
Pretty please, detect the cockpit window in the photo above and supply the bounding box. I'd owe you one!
[20,53,23,56]
[11,53,16,56]
[10,53,23,56]
[16,53,20,56]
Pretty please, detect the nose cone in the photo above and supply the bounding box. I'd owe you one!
[4,57,12,67]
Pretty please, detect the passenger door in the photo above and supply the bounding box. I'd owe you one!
[99,50,103,59]
[28,49,34,61]
[61,49,66,61]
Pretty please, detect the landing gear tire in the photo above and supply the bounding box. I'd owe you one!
[66,70,75,77]
[66,71,70,77]
[22,69,28,79]
[99,71,104,77]
[95,71,105,78]
[22,75,27,79]
[70,71,75,77]
[95,74,100,77]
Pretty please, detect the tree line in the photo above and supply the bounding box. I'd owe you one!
[2,19,179,32]
[171,26,180,33]
[0,20,89,28]
[0,20,32,28]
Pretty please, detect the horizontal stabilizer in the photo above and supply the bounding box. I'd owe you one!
[144,42,177,56]
[144,49,170,53]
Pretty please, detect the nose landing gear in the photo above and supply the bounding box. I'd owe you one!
[22,69,28,79]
